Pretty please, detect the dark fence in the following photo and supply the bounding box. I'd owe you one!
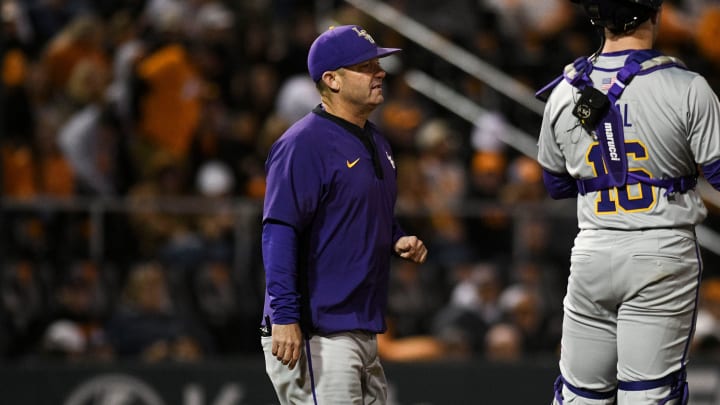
[2,357,720,405]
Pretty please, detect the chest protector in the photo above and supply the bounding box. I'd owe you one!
[536,50,697,196]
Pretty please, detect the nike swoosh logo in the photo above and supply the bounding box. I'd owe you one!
[346,158,360,168]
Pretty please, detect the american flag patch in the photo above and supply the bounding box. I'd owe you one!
[600,77,616,91]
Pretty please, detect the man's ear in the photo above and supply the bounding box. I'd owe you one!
[650,9,660,24]
[322,71,340,92]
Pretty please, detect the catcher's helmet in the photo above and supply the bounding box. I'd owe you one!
[571,0,663,33]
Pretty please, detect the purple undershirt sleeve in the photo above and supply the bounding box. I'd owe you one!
[702,160,720,191]
[542,169,578,199]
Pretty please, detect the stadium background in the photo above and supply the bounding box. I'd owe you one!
[2,0,720,403]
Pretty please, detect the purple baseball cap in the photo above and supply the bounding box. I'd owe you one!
[307,25,402,82]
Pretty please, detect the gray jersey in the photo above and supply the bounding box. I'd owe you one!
[538,52,720,230]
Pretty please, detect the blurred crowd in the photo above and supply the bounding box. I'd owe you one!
[1,0,720,364]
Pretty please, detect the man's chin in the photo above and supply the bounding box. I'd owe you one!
[370,94,385,105]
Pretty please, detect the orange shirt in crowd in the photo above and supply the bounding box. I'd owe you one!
[2,144,76,198]
[136,44,203,159]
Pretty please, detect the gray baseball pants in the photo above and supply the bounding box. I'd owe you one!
[262,331,387,405]
[553,227,701,405]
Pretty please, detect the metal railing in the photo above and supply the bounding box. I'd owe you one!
[343,0,546,116]
[0,196,577,263]
[1,197,263,283]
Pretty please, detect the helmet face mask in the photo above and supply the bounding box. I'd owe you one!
[572,0,662,33]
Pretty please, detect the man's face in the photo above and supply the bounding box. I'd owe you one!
[338,57,387,108]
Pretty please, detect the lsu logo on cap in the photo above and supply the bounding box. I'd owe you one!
[327,25,375,43]
[352,26,376,44]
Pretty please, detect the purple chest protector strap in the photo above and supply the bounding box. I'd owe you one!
[583,50,662,190]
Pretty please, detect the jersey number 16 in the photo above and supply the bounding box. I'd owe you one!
[587,140,656,214]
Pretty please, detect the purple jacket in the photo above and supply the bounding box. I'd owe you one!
[262,106,405,335]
